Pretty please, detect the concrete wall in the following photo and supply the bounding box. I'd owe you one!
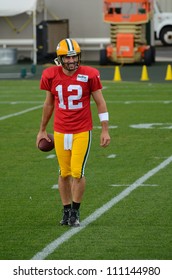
[158,0,172,11]
[44,0,172,38]
[0,0,171,62]
[44,0,110,62]
[44,0,172,39]
[44,0,110,38]
[43,0,172,61]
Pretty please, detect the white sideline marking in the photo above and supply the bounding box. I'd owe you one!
[1,100,172,105]
[130,123,172,129]
[52,184,58,189]
[0,105,43,120]
[0,101,43,104]
[52,183,158,190]
[94,125,118,129]
[107,154,116,158]
[105,100,172,104]
[32,155,172,260]
[110,184,158,187]
[46,154,56,159]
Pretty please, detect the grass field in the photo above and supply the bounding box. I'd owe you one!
[0,78,172,260]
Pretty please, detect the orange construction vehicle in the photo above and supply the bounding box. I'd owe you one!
[101,0,155,65]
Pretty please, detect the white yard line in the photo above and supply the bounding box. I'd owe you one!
[0,101,43,104]
[32,155,172,260]
[105,101,172,104]
[0,105,43,121]
[1,100,172,105]
[110,184,158,187]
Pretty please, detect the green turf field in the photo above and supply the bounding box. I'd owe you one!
[0,79,172,260]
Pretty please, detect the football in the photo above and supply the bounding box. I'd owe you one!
[38,133,54,152]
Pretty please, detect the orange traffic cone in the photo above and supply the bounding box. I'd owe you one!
[140,65,149,81]
[113,66,122,81]
[165,64,172,81]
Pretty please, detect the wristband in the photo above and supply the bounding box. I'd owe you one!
[98,112,109,122]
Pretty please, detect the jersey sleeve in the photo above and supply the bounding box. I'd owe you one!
[40,68,52,91]
[88,68,103,92]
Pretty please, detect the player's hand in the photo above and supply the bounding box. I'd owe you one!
[36,131,51,147]
[100,132,111,147]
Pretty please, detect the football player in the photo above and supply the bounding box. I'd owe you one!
[36,38,110,226]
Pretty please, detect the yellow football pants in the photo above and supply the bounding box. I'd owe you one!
[54,131,92,178]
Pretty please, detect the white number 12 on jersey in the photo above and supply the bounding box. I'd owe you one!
[56,85,83,110]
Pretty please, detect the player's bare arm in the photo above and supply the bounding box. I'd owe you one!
[92,89,111,147]
[36,91,54,146]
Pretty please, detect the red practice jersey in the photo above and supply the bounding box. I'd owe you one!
[40,65,102,133]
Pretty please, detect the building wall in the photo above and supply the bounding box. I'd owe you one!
[158,0,172,11]
[44,0,172,61]
[0,0,171,62]
[45,0,110,38]
[44,0,110,61]
[44,0,172,39]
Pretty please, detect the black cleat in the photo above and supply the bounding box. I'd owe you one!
[60,209,70,225]
[68,209,80,227]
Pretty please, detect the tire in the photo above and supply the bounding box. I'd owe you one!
[160,27,172,46]
[100,49,108,65]
[143,48,152,66]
